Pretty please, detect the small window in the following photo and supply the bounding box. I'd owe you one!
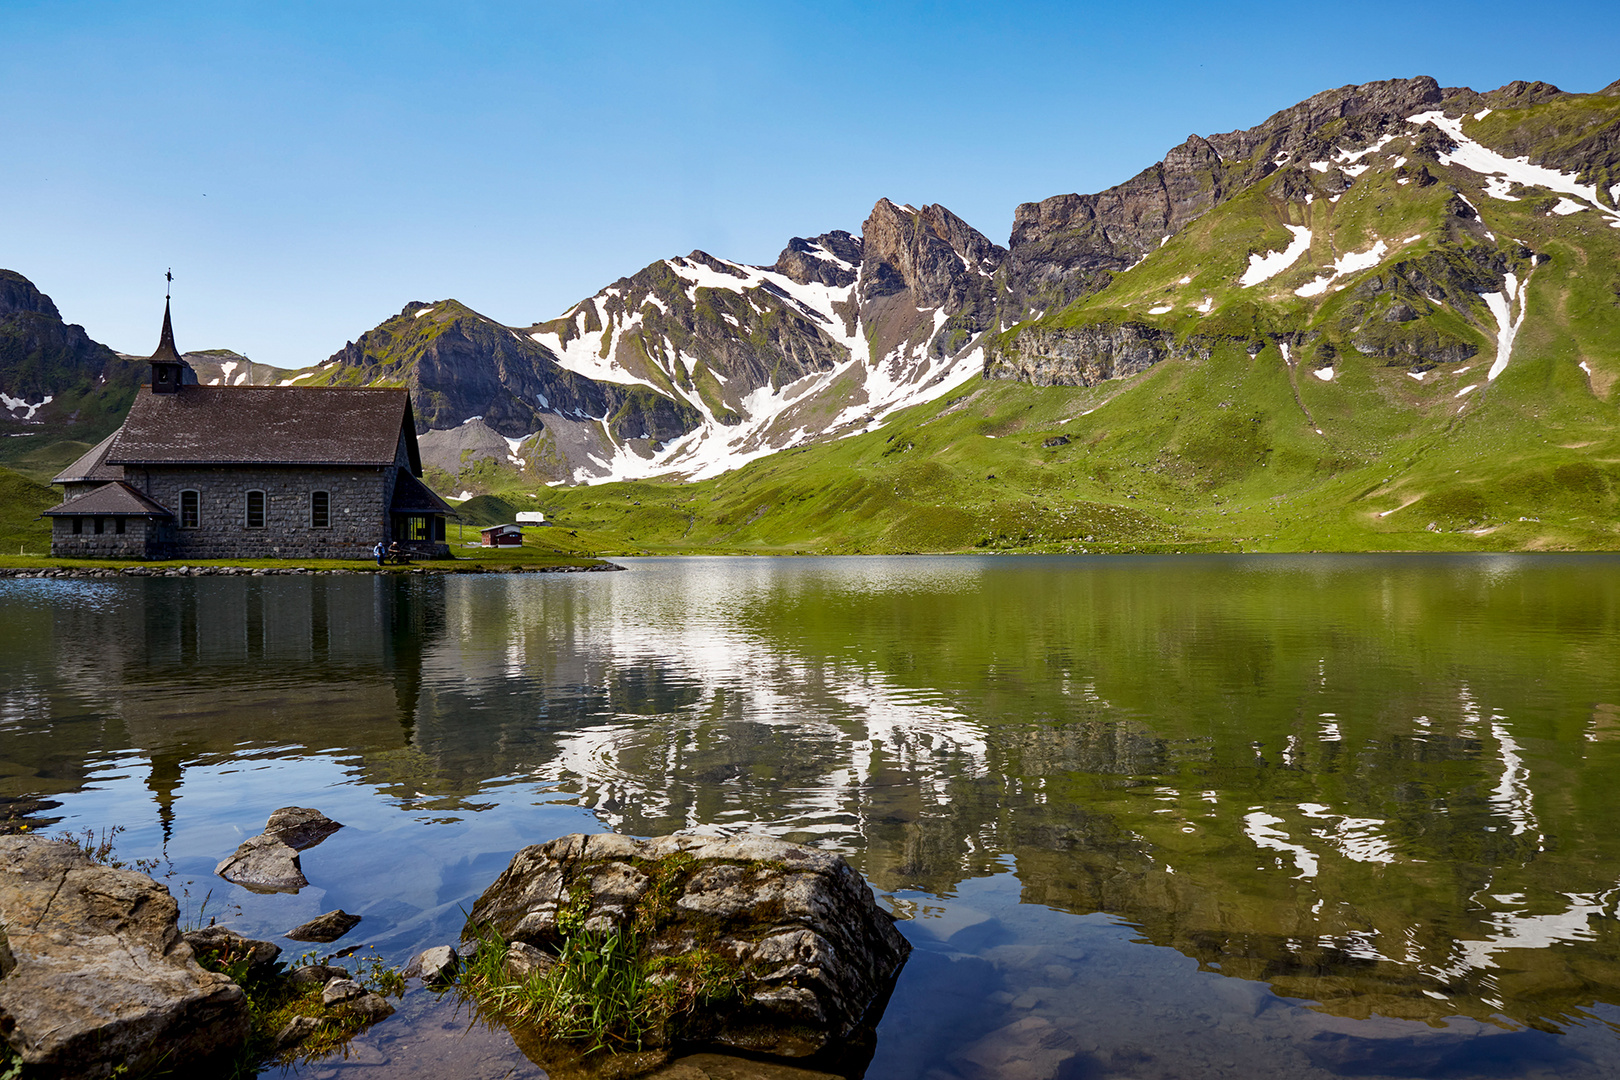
[115,517,126,535]
[72,517,83,535]
[180,490,200,529]
[310,491,330,529]
[94,517,105,535]
[434,517,446,541]
[246,490,266,529]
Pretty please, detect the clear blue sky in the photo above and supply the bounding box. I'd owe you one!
[4,0,1615,368]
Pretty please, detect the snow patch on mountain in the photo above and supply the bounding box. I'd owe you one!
[1409,111,1620,227]
[1484,271,1530,382]
[1240,225,1313,287]
[1,391,53,420]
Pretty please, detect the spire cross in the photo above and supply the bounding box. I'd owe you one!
[165,269,172,300]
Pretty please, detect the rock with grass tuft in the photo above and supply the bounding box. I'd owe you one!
[464,832,910,1061]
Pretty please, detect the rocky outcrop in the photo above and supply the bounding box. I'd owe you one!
[1004,77,1458,316]
[465,833,911,1061]
[773,231,863,288]
[216,806,344,893]
[265,805,344,849]
[860,200,1004,324]
[0,836,248,1077]
[985,323,1214,386]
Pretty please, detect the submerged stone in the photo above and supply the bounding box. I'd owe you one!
[286,909,363,943]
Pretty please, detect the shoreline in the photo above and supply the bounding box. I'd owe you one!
[0,561,622,578]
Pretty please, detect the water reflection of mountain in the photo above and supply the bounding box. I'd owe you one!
[4,556,1620,1036]
[400,557,1620,1033]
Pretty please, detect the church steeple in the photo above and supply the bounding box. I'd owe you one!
[149,272,193,394]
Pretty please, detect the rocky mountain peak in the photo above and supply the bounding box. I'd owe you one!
[1486,80,1565,105]
[773,231,863,287]
[860,199,1005,309]
[0,270,63,321]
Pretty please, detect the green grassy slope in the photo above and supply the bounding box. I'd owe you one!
[0,467,57,556]
[486,343,1617,556]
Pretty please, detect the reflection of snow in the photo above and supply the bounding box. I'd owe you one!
[472,561,993,848]
[1490,719,1539,840]
[1245,810,1319,878]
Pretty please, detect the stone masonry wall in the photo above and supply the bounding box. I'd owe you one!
[50,516,163,559]
[124,465,394,560]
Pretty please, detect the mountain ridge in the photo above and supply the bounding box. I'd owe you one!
[4,72,1617,555]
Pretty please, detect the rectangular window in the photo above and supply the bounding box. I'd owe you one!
[94,517,104,535]
[434,517,446,541]
[115,517,126,535]
[394,515,430,542]
[180,490,200,529]
[310,491,330,528]
[72,517,83,535]
[246,490,266,529]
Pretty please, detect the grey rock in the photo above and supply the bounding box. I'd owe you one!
[0,836,248,1078]
[986,322,1209,387]
[182,925,282,978]
[0,925,14,978]
[465,832,910,1060]
[288,963,349,986]
[215,832,307,893]
[950,1015,1083,1080]
[273,1015,322,1051]
[321,977,364,1005]
[343,991,396,1023]
[505,940,554,981]
[265,806,344,851]
[402,945,458,984]
[286,909,362,943]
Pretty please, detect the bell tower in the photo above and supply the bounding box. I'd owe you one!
[149,271,191,395]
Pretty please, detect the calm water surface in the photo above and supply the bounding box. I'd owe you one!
[4,554,1620,1079]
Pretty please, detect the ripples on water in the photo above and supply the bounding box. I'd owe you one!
[3,554,1620,1078]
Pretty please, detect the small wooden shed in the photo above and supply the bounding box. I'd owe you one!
[480,523,524,547]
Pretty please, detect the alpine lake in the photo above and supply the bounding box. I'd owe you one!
[4,553,1620,1080]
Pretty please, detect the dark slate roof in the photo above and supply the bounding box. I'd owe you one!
[52,431,125,485]
[42,481,173,518]
[108,386,414,466]
[390,471,456,516]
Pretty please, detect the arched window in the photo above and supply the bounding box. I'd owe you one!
[310,491,330,528]
[180,490,200,529]
[246,490,266,529]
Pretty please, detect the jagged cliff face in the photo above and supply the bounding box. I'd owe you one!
[0,271,143,440]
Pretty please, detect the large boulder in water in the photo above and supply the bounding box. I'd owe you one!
[0,836,249,1077]
[465,833,911,1061]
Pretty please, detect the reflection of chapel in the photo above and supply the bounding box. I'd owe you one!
[46,300,452,559]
